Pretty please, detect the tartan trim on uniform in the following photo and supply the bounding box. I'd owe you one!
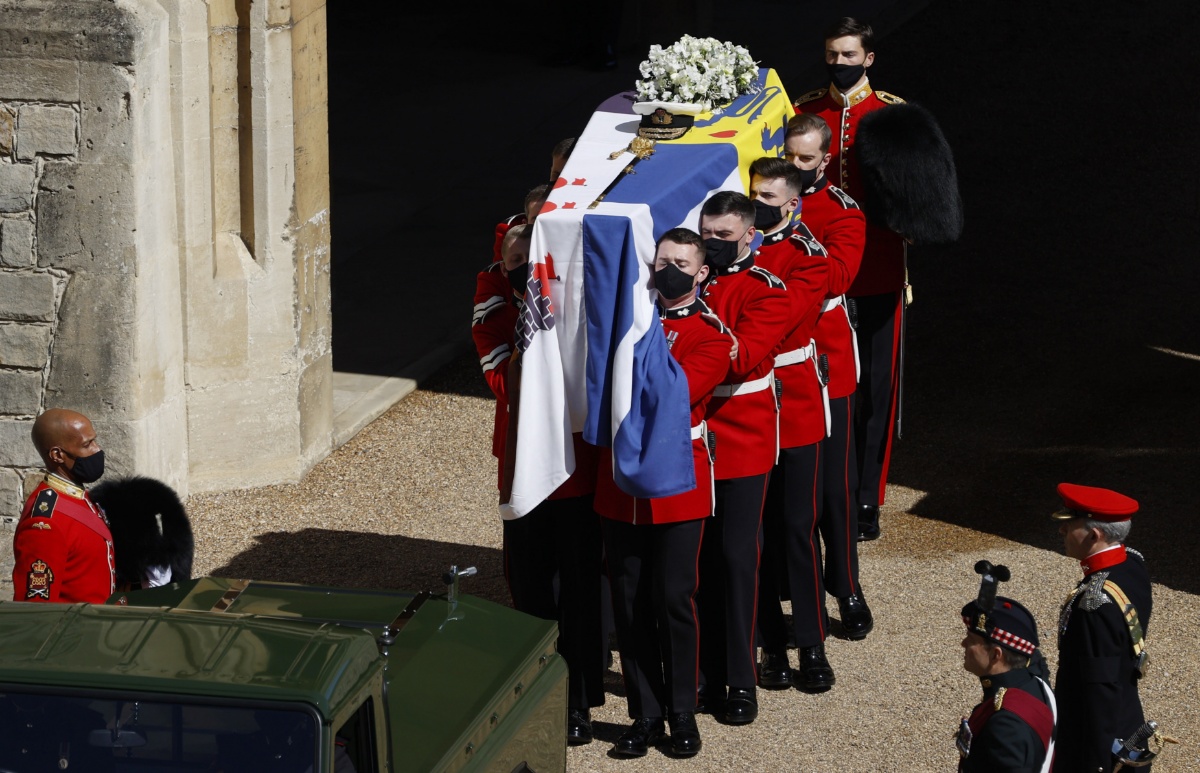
[480,344,511,373]
[473,295,506,326]
[990,627,1036,655]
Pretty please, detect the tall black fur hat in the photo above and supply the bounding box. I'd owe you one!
[90,475,194,587]
[855,102,964,245]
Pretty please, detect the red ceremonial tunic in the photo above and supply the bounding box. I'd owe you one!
[794,80,905,297]
[699,253,791,479]
[471,264,596,497]
[756,223,830,449]
[473,262,517,475]
[799,178,867,399]
[595,297,732,524]
[12,474,115,603]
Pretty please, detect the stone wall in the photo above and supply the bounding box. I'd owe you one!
[0,0,331,578]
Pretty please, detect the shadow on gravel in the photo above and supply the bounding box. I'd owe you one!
[210,529,511,607]
[867,0,1200,597]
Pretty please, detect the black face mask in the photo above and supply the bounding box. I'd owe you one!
[828,62,865,91]
[796,165,820,192]
[507,262,529,299]
[67,449,105,484]
[752,199,785,230]
[654,262,698,301]
[704,236,743,270]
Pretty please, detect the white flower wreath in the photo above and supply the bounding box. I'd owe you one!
[634,35,761,113]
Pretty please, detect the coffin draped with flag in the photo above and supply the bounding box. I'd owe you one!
[500,68,794,519]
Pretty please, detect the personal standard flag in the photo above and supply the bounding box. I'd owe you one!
[500,68,793,519]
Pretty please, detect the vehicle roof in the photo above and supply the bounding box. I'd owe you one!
[0,578,399,718]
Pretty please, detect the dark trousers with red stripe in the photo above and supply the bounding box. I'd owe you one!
[758,444,826,653]
[851,291,902,513]
[819,394,862,598]
[503,494,606,710]
[698,473,768,692]
[602,517,705,718]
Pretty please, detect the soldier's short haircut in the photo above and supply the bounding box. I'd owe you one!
[501,224,531,258]
[552,137,577,159]
[824,17,875,53]
[524,183,550,210]
[749,157,805,197]
[786,113,833,153]
[1001,648,1032,670]
[1087,518,1132,543]
[700,190,755,226]
[657,227,704,252]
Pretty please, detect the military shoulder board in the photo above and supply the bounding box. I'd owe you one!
[828,185,860,210]
[748,266,786,290]
[793,88,827,106]
[876,90,905,105]
[789,231,828,257]
[31,488,58,519]
[696,299,729,333]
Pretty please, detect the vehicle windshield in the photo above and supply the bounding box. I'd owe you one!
[0,688,319,772]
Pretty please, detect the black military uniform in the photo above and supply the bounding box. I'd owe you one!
[1052,483,1152,773]
[960,667,1055,773]
[957,572,1055,773]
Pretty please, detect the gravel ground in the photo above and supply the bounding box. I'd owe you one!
[174,355,1199,772]
[6,0,1196,770]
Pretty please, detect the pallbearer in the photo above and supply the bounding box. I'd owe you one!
[472,225,606,747]
[595,228,732,759]
[784,113,874,639]
[693,192,792,725]
[744,158,837,692]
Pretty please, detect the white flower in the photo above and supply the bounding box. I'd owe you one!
[634,35,761,112]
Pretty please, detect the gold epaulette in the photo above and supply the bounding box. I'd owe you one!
[793,88,828,106]
[993,686,1007,711]
[877,90,905,105]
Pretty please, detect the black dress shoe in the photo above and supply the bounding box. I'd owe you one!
[695,683,724,715]
[758,651,793,689]
[612,716,666,757]
[838,593,874,640]
[796,643,836,692]
[857,504,881,541]
[722,686,758,725]
[667,712,702,757]
[567,707,593,745]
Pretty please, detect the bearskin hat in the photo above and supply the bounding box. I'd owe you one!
[91,475,193,588]
[855,102,964,245]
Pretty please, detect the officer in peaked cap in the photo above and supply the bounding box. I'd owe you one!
[956,564,1056,772]
[1051,483,1153,773]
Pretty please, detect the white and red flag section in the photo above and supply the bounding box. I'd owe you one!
[500,68,793,519]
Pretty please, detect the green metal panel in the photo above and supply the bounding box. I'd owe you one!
[0,600,382,719]
[0,578,567,773]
